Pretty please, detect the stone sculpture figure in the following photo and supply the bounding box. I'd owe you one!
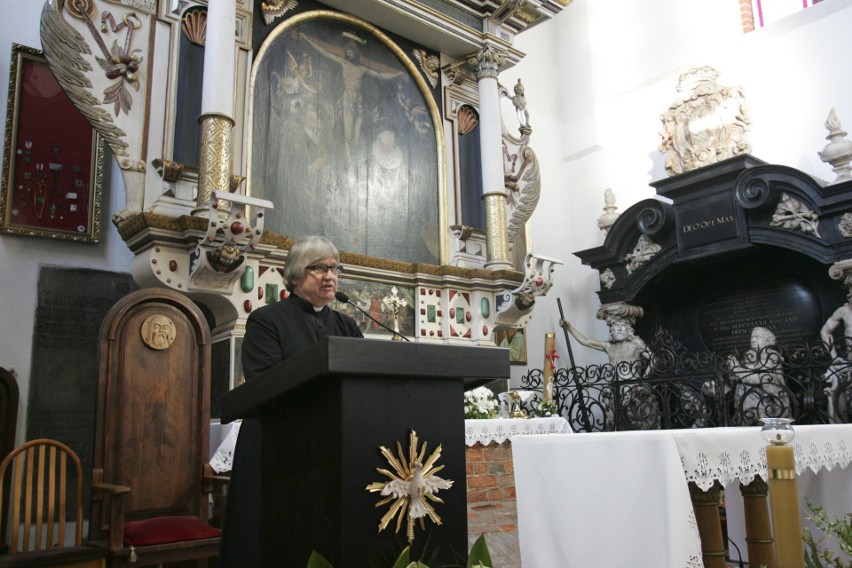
[726,326,792,426]
[820,282,852,421]
[560,303,659,430]
[659,65,751,176]
[511,78,530,129]
[560,312,647,371]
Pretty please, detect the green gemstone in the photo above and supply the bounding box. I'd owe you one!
[265,283,278,304]
[240,266,254,293]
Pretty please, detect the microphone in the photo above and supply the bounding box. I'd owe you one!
[335,291,410,341]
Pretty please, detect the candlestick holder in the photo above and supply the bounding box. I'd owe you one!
[760,417,796,446]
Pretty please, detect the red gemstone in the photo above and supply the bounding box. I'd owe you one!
[243,300,252,312]
[168,260,177,272]
[230,221,244,235]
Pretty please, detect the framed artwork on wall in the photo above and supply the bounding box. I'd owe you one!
[494,327,527,365]
[1,43,104,243]
[248,12,444,264]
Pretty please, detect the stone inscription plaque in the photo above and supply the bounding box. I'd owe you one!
[27,266,137,513]
[678,194,741,250]
[698,275,821,354]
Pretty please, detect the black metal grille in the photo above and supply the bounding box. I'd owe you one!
[520,329,852,432]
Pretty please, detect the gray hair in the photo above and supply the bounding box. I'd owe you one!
[284,235,340,291]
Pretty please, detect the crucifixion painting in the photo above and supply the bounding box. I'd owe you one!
[249,15,441,265]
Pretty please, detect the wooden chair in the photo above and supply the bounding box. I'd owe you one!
[88,288,226,567]
[0,439,106,567]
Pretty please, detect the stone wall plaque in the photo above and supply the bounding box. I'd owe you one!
[27,266,137,513]
[698,276,822,354]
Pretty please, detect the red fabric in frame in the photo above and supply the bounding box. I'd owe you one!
[11,57,95,233]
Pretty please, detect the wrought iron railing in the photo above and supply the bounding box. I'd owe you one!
[520,329,852,432]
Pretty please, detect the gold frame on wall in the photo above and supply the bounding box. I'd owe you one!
[1,43,104,244]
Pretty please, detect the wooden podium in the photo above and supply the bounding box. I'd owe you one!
[220,337,509,567]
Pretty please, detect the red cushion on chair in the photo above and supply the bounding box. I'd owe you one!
[123,516,221,546]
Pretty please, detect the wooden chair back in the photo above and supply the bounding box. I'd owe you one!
[88,288,218,566]
[0,439,84,553]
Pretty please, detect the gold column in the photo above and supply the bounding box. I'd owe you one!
[483,191,510,269]
[471,44,513,271]
[197,113,234,210]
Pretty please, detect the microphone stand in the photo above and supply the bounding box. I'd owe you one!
[336,292,410,342]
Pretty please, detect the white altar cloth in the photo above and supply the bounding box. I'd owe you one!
[514,430,704,568]
[209,419,241,473]
[513,425,852,568]
[464,416,572,446]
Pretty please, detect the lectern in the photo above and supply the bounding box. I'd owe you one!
[220,336,509,567]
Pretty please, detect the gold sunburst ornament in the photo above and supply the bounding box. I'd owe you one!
[366,430,453,544]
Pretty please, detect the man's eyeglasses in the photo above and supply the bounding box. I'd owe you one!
[304,264,343,275]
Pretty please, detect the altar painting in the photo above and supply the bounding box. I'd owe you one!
[249,14,442,264]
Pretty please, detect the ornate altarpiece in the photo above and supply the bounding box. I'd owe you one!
[37,0,569,391]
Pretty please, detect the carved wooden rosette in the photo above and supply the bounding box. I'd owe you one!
[197,113,234,209]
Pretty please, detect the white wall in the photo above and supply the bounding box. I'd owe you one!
[505,0,852,380]
[0,4,134,444]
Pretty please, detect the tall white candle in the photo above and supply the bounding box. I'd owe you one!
[201,0,236,118]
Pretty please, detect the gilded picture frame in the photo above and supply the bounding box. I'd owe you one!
[1,43,104,243]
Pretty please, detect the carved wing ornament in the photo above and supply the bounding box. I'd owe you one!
[40,0,132,160]
[40,0,151,221]
[506,145,540,244]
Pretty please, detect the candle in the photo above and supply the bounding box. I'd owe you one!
[201,0,236,118]
[542,332,557,401]
[766,443,804,568]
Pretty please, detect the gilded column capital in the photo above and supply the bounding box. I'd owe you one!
[468,45,506,80]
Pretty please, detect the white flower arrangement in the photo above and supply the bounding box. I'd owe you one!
[464,386,498,419]
[533,399,559,417]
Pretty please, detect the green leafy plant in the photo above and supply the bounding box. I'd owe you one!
[307,535,493,568]
[803,499,852,568]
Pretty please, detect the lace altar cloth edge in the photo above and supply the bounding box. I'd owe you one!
[673,424,852,491]
[465,416,572,446]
